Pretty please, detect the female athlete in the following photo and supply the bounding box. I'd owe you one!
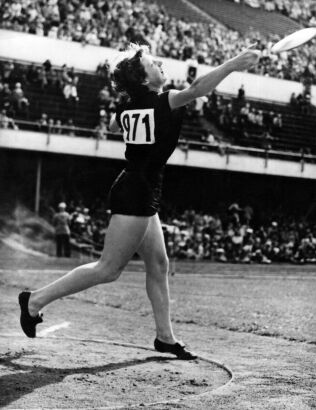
[19,43,260,359]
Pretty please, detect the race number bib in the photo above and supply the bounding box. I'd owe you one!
[121,109,155,144]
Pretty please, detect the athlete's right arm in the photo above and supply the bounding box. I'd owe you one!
[168,47,260,110]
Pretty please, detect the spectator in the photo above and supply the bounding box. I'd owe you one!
[82,208,91,224]
[84,27,100,46]
[164,79,177,90]
[1,61,14,82]
[37,113,48,132]
[47,69,60,89]
[52,202,71,257]
[54,119,62,134]
[65,118,75,136]
[273,113,283,130]
[0,109,18,129]
[300,93,312,115]
[237,84,245,102]
[63,77,79,102]
[48,118,55,133]
[97,86,111,109]
[96,60,110,81]
[261,129,274,149]
[0,83,12,108]
[60,64,71,88]
[290,92,298,109]
[95,117,108,140]
[264,110,275,133]
[26,63,39,84]
[240,102,251,122]
[11,82,29,111]
[71,206,85,235]
[38,67,48,89]
[43,59,52,73]
[228,203,242,227]
[99,109,109,124]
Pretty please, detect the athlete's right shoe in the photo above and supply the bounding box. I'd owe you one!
[18,291,43,338]
[154,338,198,360]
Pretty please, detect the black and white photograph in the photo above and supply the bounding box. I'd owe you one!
[0,0,315,408]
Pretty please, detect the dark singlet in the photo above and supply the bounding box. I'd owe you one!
[108,90,185,216]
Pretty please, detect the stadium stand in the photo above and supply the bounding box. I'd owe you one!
[50,199,316,264]
[236,0,316,27]
[207,92,316,153]
[189,0,300,36]
[155,0,213,24]
[1,59,316,154]
[0,59,209,141]
[1,0,316,83]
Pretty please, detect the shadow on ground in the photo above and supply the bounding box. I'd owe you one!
[0,350,177,407]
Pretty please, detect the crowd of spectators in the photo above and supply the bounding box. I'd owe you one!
[0,59,91,133]
[203,87,284,149]
[0,58,82,101]
[1,0,316,84]
[236,0,316,26]
[162,204,316,264]
[36,112,77,136]
[49,199,111,253]
[290,91,313,115]
[2,58,316,155]
[51,199,316,265]
[94,75,119,139]
[0,108,18,129]
[0,60,30,121]
[2,57,315,155]
[0,58,123,137]
[163,79,287,150]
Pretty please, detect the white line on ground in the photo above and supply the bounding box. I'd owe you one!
[37,321,70,337]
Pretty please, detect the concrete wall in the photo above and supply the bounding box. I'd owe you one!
[1,129,315,179]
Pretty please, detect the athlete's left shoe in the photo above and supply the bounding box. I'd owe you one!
[18,291,43,338]
[154,338,198,360]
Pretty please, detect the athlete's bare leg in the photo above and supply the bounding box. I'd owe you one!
[137,213,177,344]
[28,215,150,316]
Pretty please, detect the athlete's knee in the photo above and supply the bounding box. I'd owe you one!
[95,259,123,283]
[148,254,169,278]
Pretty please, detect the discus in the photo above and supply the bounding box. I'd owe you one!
[270,27,316,53]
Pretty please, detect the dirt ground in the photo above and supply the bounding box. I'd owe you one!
[0,240,315,409]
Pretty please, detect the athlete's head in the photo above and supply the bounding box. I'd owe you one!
[113,43,166,98]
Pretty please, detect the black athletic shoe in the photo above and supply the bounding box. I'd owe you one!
[18,291,43,338]
[154,338,198,360]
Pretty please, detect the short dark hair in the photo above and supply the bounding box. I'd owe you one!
[113,44,149,99]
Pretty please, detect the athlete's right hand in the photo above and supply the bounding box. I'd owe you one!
[230,44,261,72]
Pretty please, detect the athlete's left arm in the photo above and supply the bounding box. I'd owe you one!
[168,47,260,110]
[109,114,120,132]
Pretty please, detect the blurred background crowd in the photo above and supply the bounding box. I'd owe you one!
[1,0,316,83]
[236,0,316,26]
[49,200,316,264]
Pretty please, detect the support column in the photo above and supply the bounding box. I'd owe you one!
[35,156,42,214]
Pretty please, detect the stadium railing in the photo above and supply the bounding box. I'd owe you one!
[5,119,316,167]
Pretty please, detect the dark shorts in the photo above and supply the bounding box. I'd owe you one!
[108,169,163,217]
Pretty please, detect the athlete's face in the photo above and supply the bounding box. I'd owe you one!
[141,54,166,88]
